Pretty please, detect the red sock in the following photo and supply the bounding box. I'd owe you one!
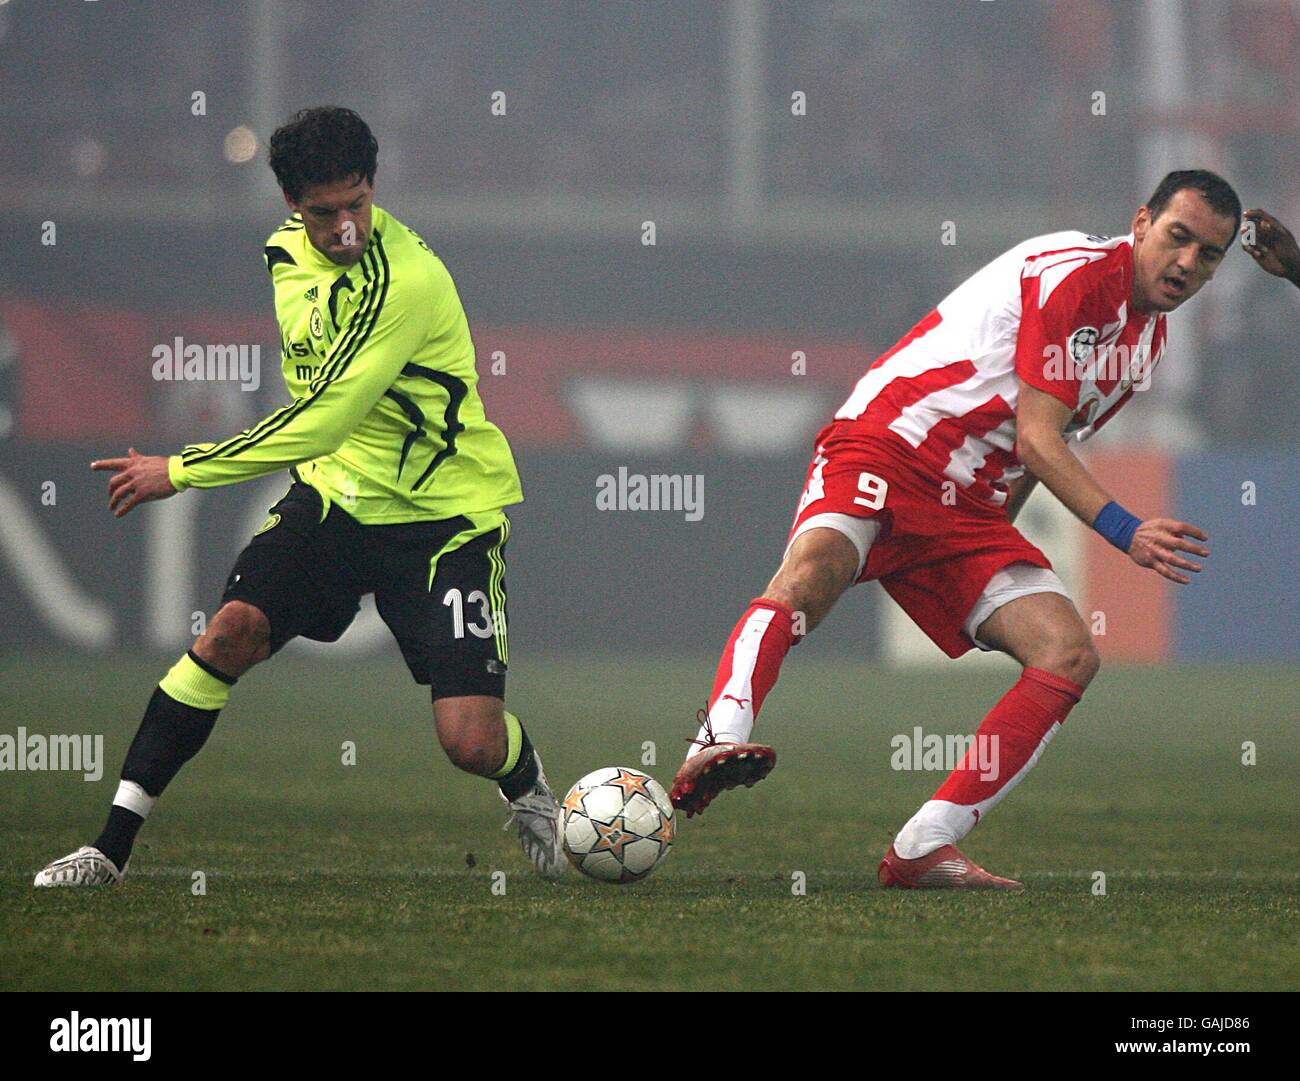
[894,667,1084,858]
[692,598,800,751]
[934,666,1083,805]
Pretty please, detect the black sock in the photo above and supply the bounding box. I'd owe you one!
[93,806,145,871]
[93,682,224,867]
[497,727,540,802]
[121,685,223,793]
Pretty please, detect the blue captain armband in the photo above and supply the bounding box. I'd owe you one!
[1093,500,1140,551]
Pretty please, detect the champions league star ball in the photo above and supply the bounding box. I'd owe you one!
[561,767,676,883]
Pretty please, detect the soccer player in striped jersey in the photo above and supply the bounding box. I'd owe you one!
[671,171,1241,890]
[35,107,566,887]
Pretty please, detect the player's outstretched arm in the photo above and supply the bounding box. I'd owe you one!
[91,447,178,518]
[1015,382,1209,584]
[1015,383,1112,524]
[1241,209,1300,286]
[170,244,432,493]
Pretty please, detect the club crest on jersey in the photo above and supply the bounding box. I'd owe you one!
[309,307,324,338]
[1068,326,1100,369]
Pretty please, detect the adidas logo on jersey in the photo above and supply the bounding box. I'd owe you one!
[304,286,319,302]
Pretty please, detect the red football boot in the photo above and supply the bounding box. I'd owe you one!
[670,708,776,818]
[878,843,1024,891]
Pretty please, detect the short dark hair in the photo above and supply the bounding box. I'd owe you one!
[1145,169,1241,235]
[268,107,378,202]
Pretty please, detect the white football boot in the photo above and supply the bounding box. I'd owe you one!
[501,754,566,880]
[34,845,127,887]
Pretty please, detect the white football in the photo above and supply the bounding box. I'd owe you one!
[561,767,676,883]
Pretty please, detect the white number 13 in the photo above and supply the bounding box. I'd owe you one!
[443,588,494,639]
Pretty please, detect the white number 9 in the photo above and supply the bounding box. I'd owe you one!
[852,471,888,510]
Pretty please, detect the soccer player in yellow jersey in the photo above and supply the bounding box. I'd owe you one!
[35,107,566,886]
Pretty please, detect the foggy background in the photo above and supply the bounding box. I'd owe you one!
[1,0,1296,667]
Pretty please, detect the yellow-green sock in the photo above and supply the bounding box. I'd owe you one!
[493,711,539,800]
[159,652,234,711]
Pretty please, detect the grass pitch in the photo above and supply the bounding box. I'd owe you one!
[2,654,1296,991]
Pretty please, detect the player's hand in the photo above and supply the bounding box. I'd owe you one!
[1126,518,1209,585]
[91,447,178,518]
[1241,209,1300,283]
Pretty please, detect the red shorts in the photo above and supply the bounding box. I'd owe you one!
[787,421,1052,657]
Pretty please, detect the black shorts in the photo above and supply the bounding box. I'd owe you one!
[220,480,511,699]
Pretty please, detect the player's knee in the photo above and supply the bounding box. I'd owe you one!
[195,601,271,676]
[439,728,503,776]
[765,532,858,631]
[434,699,507,777]
[442,738,500,776]
[1035,628,1100,688]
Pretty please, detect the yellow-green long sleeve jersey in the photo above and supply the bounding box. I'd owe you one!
[167,206,522,523]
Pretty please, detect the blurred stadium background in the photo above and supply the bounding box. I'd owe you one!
[1,0,1297,669]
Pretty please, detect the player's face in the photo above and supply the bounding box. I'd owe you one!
[288,176,374,266]
[1130,189,1236,314]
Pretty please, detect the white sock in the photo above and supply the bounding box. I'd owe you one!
[688,696,755,757]
[893,800,984,859]
[687,607,776,757]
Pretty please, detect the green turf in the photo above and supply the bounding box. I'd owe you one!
[1,653,1296,991]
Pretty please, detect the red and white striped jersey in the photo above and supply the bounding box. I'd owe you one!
[834,231,1167,506]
